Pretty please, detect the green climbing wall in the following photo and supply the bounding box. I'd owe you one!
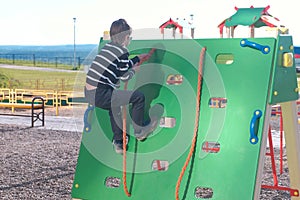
[71,36,298,199]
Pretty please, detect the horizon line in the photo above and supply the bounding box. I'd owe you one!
[0,44,98,46]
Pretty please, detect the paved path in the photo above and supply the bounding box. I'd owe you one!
[0,115,84,132]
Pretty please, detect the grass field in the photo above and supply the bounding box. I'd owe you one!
[0,67,86,91]
[0,64,299,91]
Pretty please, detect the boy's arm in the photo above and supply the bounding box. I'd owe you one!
[120,69,135,82]
[119,54,150,81]
[118,54,139,81]
[118,54,139,71]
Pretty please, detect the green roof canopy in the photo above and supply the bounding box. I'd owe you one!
[225,7,267,27]
[217,6,282,37]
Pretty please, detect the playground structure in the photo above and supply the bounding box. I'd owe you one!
[218,5,288,38]
[159,16,195,39]
[71,6,300,200]
[159,18,183,39]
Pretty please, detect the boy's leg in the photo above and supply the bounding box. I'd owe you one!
[135,103,164,141]
[111,89,164,141]
[111,90,145,132]
[109,107,123,141]
[129,90,146,131]
[109,107,125,154]
[84,87,96,105]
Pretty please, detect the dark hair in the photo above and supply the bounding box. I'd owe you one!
[110,19,132,45]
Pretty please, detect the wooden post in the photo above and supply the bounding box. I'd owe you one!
[253,105,272,199]
[55,90,59,116]
[250,25,255,38]
[226,27,230,38]
[10,89,15,112]
[230,26,234,38]
[280,101,300,199]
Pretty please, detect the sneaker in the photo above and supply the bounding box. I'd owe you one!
[134,119,159,141]
[112,136,129,154]
[135,103,164,141]
[112,140,124,154]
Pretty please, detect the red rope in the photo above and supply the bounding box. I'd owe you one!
[122,48,156,197]
[175,47,206,200]
[122,81,131,197]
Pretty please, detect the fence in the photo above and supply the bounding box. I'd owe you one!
[0,53,91,69]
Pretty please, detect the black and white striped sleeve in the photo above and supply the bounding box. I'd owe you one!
[118,54,140,81]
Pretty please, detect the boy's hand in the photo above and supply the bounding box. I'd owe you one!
[138,53,150,63]
[132,64,140,72]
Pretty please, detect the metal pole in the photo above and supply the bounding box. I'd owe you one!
[190,14,195,39]
[73,17,76,70]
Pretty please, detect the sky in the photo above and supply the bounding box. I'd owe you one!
[0,0,299,46]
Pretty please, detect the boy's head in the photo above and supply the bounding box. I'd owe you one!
[110,19,132,46]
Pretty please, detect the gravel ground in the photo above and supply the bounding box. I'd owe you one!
[0,124,81,200]
[0,112,293,200]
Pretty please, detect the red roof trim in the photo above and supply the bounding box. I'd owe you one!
[159,18,183,34]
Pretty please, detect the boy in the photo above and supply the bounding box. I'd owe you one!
[85,19,160,154]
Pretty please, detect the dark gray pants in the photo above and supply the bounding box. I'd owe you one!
[85,87,145,141]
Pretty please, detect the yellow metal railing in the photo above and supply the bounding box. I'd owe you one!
[0,88,85,115]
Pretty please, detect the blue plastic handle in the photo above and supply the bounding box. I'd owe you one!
[240,39,270,54]
[83,104,95,132]
[249,109,262,144]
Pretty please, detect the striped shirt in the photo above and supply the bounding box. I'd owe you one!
[86,42,140,89]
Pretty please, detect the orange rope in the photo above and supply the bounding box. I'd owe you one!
[175,47,206,200]
[122,48,156,197]
[122,81,131,197]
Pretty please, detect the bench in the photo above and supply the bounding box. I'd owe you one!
[0,96,45,127]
